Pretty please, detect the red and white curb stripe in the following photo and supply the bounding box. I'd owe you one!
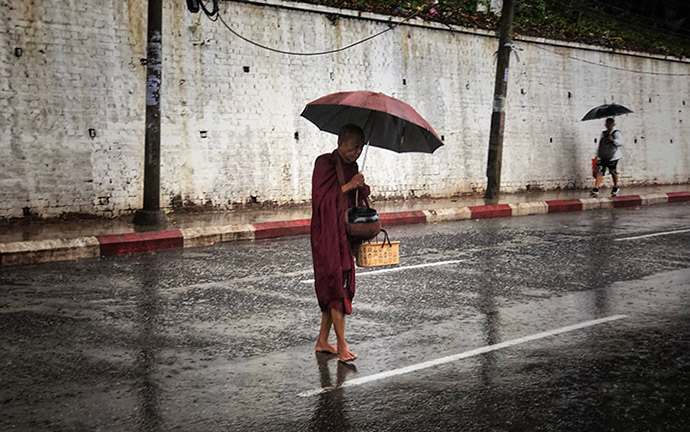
[1,192,688,266]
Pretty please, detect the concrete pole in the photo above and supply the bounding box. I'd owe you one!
[134,0,167,226]
[484,0,515,201]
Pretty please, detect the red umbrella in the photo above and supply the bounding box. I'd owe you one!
[300,90,443,155]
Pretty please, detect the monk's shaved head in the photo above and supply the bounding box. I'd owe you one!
[338,124,365,148]
[337,124,364,164]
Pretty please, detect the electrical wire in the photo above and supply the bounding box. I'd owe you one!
[531,43,690,76]
[199,0,219,22]
[211,3,422,56]
[201,1,690,75]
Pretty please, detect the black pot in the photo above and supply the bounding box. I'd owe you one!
[347,206,379,224]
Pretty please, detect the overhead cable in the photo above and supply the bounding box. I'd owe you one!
[201,1,689,76]
[212,4,422,56]
[199,0,219,22]
[531,43,690,76]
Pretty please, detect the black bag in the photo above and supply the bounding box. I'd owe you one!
[334,153,381,241]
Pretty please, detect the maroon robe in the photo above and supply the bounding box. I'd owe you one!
[310,150,371,314]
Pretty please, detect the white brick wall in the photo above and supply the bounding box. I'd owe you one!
[1,0,147,218]
[1,0,689,218]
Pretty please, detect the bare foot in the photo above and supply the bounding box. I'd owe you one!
[315,342,337,355]
[337,347,358,363]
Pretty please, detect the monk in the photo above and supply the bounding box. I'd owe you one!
[310,124,370,363]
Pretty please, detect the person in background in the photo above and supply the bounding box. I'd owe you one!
[591,117,623,197]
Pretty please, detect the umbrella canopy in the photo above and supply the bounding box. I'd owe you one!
[581,103,634,121]
[300,90,443,154]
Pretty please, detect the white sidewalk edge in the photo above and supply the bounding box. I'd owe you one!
[422,207,472,223]
[640,192,669,205]
[0,236,100,265]
[181,224,256,248]
[509,201,549,216]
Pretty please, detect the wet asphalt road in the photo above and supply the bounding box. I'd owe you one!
[1,203,689,431]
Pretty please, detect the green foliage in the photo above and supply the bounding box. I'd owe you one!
[516,0,547,23]
[514,0,689,57]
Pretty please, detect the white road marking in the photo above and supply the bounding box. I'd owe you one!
[299,260,465,284]
[614,228,690,242]
[298,314,628,397]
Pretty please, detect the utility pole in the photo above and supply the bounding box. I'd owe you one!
[134,0,166,226]
[484,0,515,201]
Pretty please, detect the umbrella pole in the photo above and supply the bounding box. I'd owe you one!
[360,140,370,173]
[356,140,370,206]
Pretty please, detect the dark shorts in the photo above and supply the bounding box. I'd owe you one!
[597,159,619,175]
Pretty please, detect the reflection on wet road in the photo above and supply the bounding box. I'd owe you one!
[299,314,628,397]
[1,203,689,431]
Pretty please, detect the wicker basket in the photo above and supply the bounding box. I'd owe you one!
[354,230,399,267]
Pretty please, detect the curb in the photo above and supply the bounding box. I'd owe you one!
[98,230,184,256]
[1,191,689,266]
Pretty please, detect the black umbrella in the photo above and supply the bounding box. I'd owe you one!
[581,103,634,121]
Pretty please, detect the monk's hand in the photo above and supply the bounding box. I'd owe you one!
[349,173,365,190]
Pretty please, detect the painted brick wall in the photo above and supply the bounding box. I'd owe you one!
[1,0,689,218]
[1,0,147,218]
